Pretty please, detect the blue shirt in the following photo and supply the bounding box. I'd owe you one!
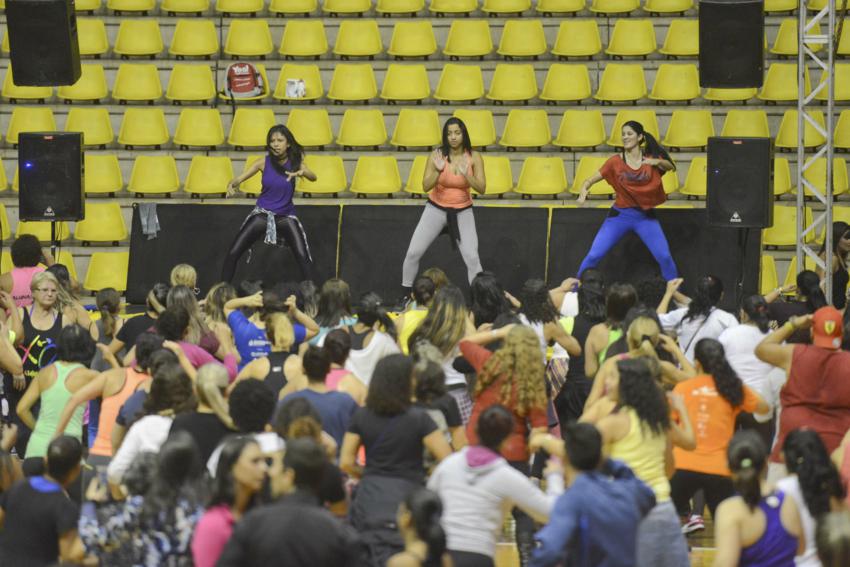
[228,311,306,369]
[530,460,656,567]
[280,389,358,448]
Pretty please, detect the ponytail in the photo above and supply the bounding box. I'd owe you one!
[694,338,743,407]
[96,287,121,338]
[404,488,447,567]
[728,430,767,510]
[797,269,828,312]
[196,364,235,430]
[742,294,770,334]
[784,429,846,518]
[623,120,675,170]
[264,312,295,351]
[685,275,724,322]
[356,292,397,340]
[626,317,661,360]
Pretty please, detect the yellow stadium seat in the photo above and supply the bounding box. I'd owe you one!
[606,110,660,146]
[481,155,514,196]
[117,108,170,148]
[112,64,162,103]
[590,0,639,14]
[430,0,478,14]
[174,108,224,149]
[381,64,430,103]
[388,21,437,59]
[453,109,496,147]
[84,154,123,195]
[270,0,318,14]
[77,18,109,58]
[84,252,129,293]
[227,108,277,149]
[377,0,425,14]
[405,155,429,196]
[774,157,792,196]
[114,20,163,58]
[57,64,108,102]
[216,0,264,13]
[764,0,797,11]
[500,109,551,149]
[796,158,849,197]
[444,21,493,59]
[350,156,401,197]
[54,251,77,281]
[816,63,850,102]
[1,31,7,55]
[169,19,219,59]
[219,64,269,103]
[274,64,323,102]
[65,108,114,148]
[758,63,811,102]
[75,202,127,244]
[540,64,591,103]
[516,157,567,197]
[662,110,714,149]
[435,64,485,103]
[771,19,822,56]
[760,255,778,295]
[704,87,758,103]
[337,109,387,148]
[721,110,770,138]
[166,64,216,103]
[224,20,273,59]
[286,108,334,148]
[776,110,826,150]
[839,23,850,57]
[107,0,155,12]
[324,0,372,13]
[334,20,383,59]
[128,156,180,196]
[497,20,547,59]
[835,110,850,150]
[553,110,606,149]
[0,205,8,240]
[6,107,56,146]
[279,21,327,59]
[606,19,656,58]
[764,206,813,247]
[649,64,700,102]
[184,156,233,197]
[162,0,210,14]
[75,0,102,10]
[678,157,707,198]
[486,63,538,103]
[0,160,9,193]
[391,109,441,149]
[484,0,530,13]
[328,64,377,103]
[594,63,646,103]
[17,221,70,242]
[552,20,601,58]
[662,170,680,195]
[2,69,52,102]
[536,0,583,13]
[236,155,264,195]
[570,157,614,195]
[658,19,698,58]
[298,155,348,196]
[643,0,692,13]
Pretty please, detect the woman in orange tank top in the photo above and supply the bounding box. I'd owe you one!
[400,118,486,305]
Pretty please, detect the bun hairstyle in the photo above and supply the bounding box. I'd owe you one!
[742,294,771,334]
[783,429,846,518]
[96,287,121,338]
[404,488,447,567]
[355,292,397,340]
[622,120,675,170]
[694,338,743,407]
[147,282,170,315]
[684,275,724,322]
[728,430,768,510]
[626,316,661,360]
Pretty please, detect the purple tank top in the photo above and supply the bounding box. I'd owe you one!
[256,156,296,216]
[739,491,798,567]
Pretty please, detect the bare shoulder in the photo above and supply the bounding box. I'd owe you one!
[387,553,420,567]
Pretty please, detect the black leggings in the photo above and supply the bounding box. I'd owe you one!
[670,469,735,519]
[221,213,316,284]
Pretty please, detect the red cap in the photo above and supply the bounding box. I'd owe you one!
[812,306,843,349]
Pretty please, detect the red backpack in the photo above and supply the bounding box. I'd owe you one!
[225,62,264,99]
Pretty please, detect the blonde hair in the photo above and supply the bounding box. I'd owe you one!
[204,282,237,324]
[170,264,197,288]
[408,285,468,356]
[266,312,294,351]
[30,271,72,311]
[475,325,547,417]
[626,317,661,359]
[196,363,235,429]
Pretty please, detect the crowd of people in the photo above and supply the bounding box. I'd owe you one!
[2,230,850,567]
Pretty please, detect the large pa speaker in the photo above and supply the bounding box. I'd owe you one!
[18,132,84,222]
[699,0,764,88]
[707,137,772,229]
[6,0,81,86]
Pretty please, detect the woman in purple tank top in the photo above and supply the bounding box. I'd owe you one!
[221,125,318,284]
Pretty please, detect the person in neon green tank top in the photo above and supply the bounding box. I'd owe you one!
[584,283,637,379]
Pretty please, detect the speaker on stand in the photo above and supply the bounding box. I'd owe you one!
[6,0,81,86]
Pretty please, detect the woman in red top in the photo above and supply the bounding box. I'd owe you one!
[576,120,678,281]
[400,118,486,303]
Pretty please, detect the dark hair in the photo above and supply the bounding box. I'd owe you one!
[316,278,352,328]
[148,349,179,376]
[283,438,326,493]
[366,354,412,417]
[56,324,96,364]
[144,363,195,416]
[273,396,323,440]
[622,120,674,169]
[142,431,204,525]
[728,430,767,510]
[230,379,276,433]
[323,328,351,365]
[742,294,771,334]
[47,264,72,291]
[210,437,262,509]
[694,339,744,407]
[413,276,437,306]
[470,271,511,327]
[303,345,331,382]
[404,488,447,567]
[563,422,603,472]
[413,359,446,404]
[578,281,607,323]
[259,285,292,332]
[519,278,559,324]
[45,435,82,483]
[156,305,190,341]
[476,404,514,451]
[821,221,850,257]
[816,510,850,567]
[636,276,668,311]
[123,452,157,497]
[784,429,846,518]
[684,275,724,322]
[797,270,828,312]
[616,357,670,435]
[300,280,318,318]
[135,332,165,371]
[580,268,605,288]
[267,124,304,173]
[96,287,121,337]
[355,292,397,340]
[10,234,42,268]
[439,117,472,160]
[606,283,638,328]
[146,282,170,315]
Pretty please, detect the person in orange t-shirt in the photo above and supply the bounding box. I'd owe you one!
[671,338,768,520]
[575,120,679,281]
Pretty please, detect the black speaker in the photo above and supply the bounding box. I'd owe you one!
[18,132,84,222]
[699,0,764,88]
[707,137,772,229]
[6,0,81,86]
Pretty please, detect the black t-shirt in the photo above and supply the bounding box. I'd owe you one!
[348,407,437,483]
[320,462,346,505]
[0,477,79,567]
[767,300,812,344]
[169,412,233,464]
[416,394,462,429]
[116,314,156,348]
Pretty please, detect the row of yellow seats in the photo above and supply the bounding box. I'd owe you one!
[0,248,126,293]
[0,202,128,243]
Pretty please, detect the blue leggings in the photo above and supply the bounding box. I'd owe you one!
[578,206,678,281]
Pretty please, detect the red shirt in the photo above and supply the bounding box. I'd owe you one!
[460,341,547,462]
[599,155,667,210]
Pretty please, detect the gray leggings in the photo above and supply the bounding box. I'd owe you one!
[402,203,483,286]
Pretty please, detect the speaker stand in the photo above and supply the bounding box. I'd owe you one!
[50,221,57,259]
[735,227,750,309]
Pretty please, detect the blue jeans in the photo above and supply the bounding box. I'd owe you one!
[578,207,678,281]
